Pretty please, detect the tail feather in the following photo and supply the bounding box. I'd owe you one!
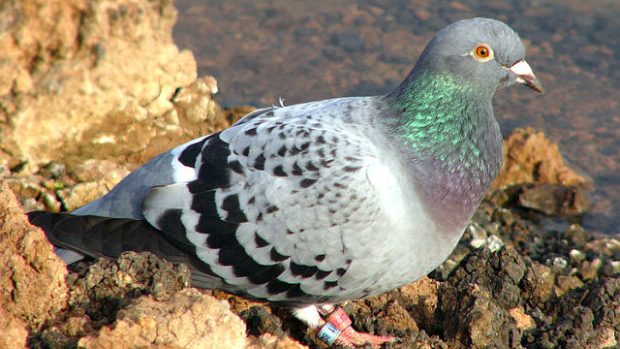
[28,211,182,259]
[27,211,225,289]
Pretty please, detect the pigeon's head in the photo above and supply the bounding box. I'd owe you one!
[417,18,543,94]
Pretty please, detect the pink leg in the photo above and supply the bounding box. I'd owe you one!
[316,304,396,348]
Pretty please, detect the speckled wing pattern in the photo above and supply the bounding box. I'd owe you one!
[141,97,391,303]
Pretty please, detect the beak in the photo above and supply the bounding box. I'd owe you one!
[509,60,544,93]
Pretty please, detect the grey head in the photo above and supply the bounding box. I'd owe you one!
[384,18,544,230]
[411,17,543,95]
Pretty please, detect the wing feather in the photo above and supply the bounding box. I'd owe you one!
[141,97,392,303]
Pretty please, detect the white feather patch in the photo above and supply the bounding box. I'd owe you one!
[170,136,208,182]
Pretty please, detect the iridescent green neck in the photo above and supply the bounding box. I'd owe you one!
[384,69,503,226]
[387,71,494,170]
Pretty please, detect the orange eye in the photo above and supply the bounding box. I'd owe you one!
[473,44,493,61]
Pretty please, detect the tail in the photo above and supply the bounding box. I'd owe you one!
[27,211,188,260]
[27,211,225,289]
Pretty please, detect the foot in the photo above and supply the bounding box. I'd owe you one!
[316,304,397,348]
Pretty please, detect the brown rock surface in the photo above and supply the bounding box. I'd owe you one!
[509,306,535,331]
[36,251,191,348]
[0,308,28,349]
[517,183,590,216]
[493,127,591,189]
[77,288,308,349]
[78,289,246,349]
[245,333,309,349]
[56,159,130,210]
[528,278,620,348]
[0,0,223,171]
[398,277,440,331]
[35,251,308,349]
[0,182,68,329]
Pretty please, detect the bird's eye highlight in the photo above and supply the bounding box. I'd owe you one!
[473,44,494,62]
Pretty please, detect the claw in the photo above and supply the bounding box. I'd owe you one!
[316,305,397,348]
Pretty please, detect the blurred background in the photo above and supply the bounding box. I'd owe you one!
[173,0,620,236]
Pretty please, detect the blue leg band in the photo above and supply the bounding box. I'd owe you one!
[317,322,341,346]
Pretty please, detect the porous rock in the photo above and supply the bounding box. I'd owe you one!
[77,288,246,349]
[0,182,68,329]
[78,288,308,349]
[56,159,130,210]
[36,251,191,348]
[517,183,590,216]
[435,246,526,348]
[493,127,591,189]
[67,252,191,316]
[0,308,28,349]
[245,333,309,349]
[0,0,224,171]
[526,277,620,348]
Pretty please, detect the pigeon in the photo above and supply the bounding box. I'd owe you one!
[28,17,543,348]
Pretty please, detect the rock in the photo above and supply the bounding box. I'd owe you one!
[68,252,191,318]
[173,76,222,125]
[584,238,620,258]
[245,333,308,349]
[493,128,591,189]
[565,224,591,249]
[331,32,366,51]
[555,275,585,297]
[241,306,285,338]
[446,246,527,309]
[78,288,246,349]
[569,248,587,263]
[467,222,489,249]
[438,283,516,349]
[77,288,308,349]
[68,159,129,183]
[37,252,191,348]
[0,161,10,180]
[0,182,68,329]
[414,9,432,21]
[464,293,511,348]
[4,176,50,212]
[523,262,556,305]
[38,162,67,179]
[485,234,505,252]
[0,308,28,349]
[378,301,420,337]
[347,291,417,340]
[0,0,223,171]
[37,251,309,349]
[56,159,130,210]
[579,258,604,281]
[431,247,528,348]
[39,314,96,349]
[398,277,440,332]
[57,182,112,211]
[509,306,536,331]
[517,183,590,216]
[210,289,270,316]
[526,278,620,348]
[603,260,620,277]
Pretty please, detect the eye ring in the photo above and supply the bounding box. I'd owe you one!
[473,44,494,62]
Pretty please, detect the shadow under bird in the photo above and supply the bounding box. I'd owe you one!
[29,17,543,348]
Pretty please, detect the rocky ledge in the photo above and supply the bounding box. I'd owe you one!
[0,1,617,349]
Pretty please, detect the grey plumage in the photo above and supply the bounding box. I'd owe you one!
[29,18,543,308]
